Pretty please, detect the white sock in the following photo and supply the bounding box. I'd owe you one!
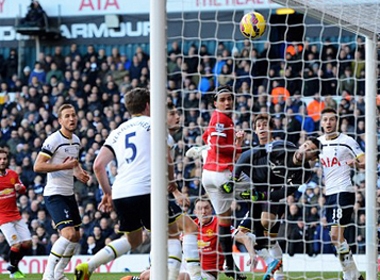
[44,237,70,279]
[88,237,131,273]
[269,241,283,260]
[182,234,201,279]
[269,241,283,273]
[54,241,77,279]
[335,242,361,280]
[336,240,350,254]
[257,248,274,265]
[168,239,182,280]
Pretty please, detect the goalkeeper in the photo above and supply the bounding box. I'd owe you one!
[224,114,320,280]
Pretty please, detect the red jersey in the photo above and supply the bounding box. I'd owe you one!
[202,110,241,172]
[195,216,224,272]
[0,169,26,225]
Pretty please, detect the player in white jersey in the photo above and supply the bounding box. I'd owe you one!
[167,102,202,280]
[34,104,90,280]
[74,88,189,280]
[318,108,364,280]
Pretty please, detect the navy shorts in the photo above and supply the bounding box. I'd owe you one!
[325,192,355,226]
[44,195,81,230]
[113,194,151,233]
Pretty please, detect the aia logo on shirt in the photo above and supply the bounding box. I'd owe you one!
[320,157,341,167]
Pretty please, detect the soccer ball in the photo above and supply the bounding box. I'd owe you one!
[239,12,266,40]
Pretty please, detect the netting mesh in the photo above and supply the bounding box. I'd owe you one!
[167,1,379,279]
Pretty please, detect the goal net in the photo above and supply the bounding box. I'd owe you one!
[163,0,379,279]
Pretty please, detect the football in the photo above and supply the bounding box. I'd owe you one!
[239,12,266,40]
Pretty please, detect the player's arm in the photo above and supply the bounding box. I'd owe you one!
[211,128,242,156]
[73,164,90,183]
[346,153,365,169]
[14,176,26,194]
[33,153,78,173]
[93,145,114,212]
[93,146,114,196]
[167,145,177,193]
[352,153,365,169]
[234,228,257,268]
[167,145,190,207]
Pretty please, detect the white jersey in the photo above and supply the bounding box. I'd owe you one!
[104,115,152,199]
[41,130,81,196]
[318,133,364,195]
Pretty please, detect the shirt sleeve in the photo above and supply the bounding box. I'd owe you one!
[40,135,58,158]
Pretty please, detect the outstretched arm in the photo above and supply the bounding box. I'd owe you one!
[93,146,114,212]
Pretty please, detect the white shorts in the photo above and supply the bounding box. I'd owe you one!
[0,219,31,246]
[202,169,233,215]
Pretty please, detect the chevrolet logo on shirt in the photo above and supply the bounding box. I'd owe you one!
[0,188,15,195]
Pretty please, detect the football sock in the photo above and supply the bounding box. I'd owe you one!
[336,241,361,279]
[54,241,77,279]
[167,239,182,280]
[9,246,22,269]
[44,236,70,279]
[269,241,283,260]
[218,224,234,268]
[256,248,274,265]
[182,234,201,279]
[88,237,131,273]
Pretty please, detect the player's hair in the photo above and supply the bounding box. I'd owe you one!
[57,104,75,118]
[125,87,150,114]
[307,136,321,156]
[0,148,9,164]
[194,195,212,207]
[213,85,234,101]
[253,113,274,129]
[321,108,339,121]
[167,101,175,110]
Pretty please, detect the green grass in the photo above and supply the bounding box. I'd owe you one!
[0,272,367,280]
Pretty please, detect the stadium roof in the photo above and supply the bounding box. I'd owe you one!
[271,0,380,37]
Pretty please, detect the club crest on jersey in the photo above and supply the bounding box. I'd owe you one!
[215,123,224,132]
[320,157,341,167]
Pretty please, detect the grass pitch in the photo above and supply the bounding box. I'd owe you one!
[0,272,368,279]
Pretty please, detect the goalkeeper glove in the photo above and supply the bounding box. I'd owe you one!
[240,189,267,201]
[220,177,239,194]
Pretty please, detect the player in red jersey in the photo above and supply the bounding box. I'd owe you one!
[122,197,254,280]
[201,85,246,279]
[0,148,31,279]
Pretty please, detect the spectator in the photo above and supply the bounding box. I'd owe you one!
[0,231,10,262]
[28,62,46,85]
[20,0,46,28]
[26,234,46,256]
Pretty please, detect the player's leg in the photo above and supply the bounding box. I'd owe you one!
[54,195,82,280]
[13,220,32,277]
[167,221,183,280]
[42,195,80,280]
[1,221,31,279]
[176,213,201,279]
[202,169,246,280]
[260,204,283,280]
[327,192,363,280]
[75,195,150,280]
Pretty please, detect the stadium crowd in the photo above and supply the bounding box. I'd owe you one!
[0,37,377,259]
